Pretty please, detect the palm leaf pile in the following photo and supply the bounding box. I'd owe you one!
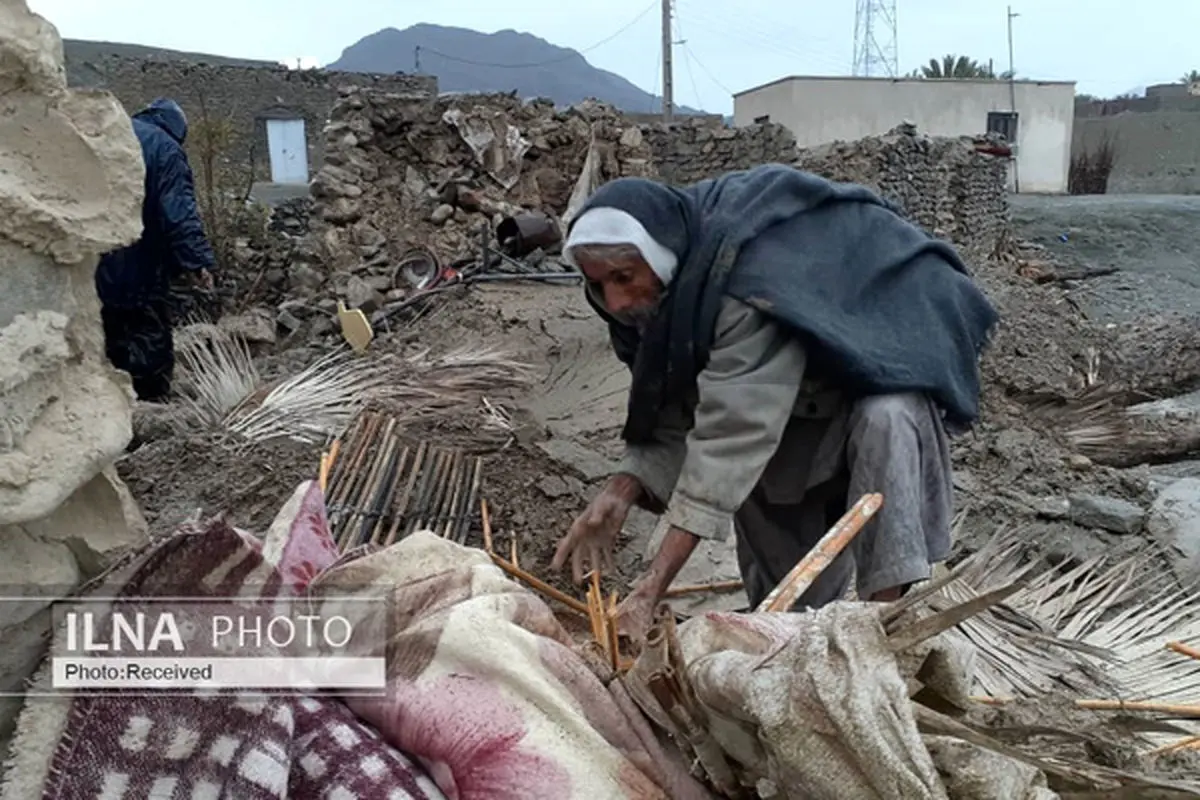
[172,325,532,449]
[942,528,1200,757]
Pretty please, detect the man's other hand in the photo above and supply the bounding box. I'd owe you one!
[552,474,643,584]
[613,579,658,645]
[191,269,214,291]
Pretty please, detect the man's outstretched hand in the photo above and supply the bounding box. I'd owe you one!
[552,474,643,584]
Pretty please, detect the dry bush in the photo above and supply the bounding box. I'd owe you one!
[1069,132,1119,195]
[183,93,270,317]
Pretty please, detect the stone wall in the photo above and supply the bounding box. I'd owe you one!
[0,3,148,755]
[66,56,437,181]
[1074,110,1200,194]
[643,118,797,185]
[794,123,1011,265]
[298,89,655,316]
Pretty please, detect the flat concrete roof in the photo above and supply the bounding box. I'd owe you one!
[734,74,1077,98]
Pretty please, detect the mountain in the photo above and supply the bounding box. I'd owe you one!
[328,24,704,114]
[62,39,276,88]
[63,39,273,68]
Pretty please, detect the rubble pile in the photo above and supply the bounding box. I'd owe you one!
[795,122,1010,267]
[302,89,656,313]
[642,118,798,185]
[0,1,148,754]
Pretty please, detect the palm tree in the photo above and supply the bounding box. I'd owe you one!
[1181,70,1200,84]
[916,55,997,80]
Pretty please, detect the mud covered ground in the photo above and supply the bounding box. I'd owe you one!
[1012,194,1200,323]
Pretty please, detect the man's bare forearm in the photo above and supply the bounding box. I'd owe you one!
[637,526,700,597]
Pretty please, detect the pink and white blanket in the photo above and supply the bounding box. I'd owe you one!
[0,482,712,800]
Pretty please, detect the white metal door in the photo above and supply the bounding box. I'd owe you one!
[266,118,309,184]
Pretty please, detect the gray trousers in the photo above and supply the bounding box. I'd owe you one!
[734,393,954,611]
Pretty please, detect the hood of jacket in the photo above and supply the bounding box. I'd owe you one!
[134,97,188,144]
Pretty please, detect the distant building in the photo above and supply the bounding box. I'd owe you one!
[732,75,1076,194]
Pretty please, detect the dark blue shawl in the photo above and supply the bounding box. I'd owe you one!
[575,164,998,443]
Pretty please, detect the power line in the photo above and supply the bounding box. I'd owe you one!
[673,17,704,109]
[682,43,733,96]
[679,8,850,74]
[677,2,850,72]
[414,3,656,70]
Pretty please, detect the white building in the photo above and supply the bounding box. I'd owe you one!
[733,76,1076,194]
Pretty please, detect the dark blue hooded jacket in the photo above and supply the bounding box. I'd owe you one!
[96,98,216,308]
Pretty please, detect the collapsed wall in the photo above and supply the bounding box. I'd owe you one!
[301,89,656,311]
[292,89,803,317]
[643,118,797,185]
[794,122,1011,267]
[0,0,148,751]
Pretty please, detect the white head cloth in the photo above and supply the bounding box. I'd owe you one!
[564,207,679,284]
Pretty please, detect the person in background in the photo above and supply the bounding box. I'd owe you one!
[551,164,997,639]
[96,97,215,402]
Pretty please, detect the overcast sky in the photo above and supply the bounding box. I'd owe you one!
[26,0,1197,114]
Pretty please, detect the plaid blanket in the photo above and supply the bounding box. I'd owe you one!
[2,482,443,799]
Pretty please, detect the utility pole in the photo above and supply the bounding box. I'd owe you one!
[1006,5,1020,192]
[414,45,421,73]
[661,0,674,122]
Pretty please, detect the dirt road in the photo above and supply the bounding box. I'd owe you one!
[1011,194,1200,323]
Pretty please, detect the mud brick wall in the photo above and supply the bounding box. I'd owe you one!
[66,56,437,180]
[794,123,1011,265]
[643,118,798,185]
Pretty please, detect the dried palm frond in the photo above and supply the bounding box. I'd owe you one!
[1062,390,1200,467]
[174,329,531,448]
[224,351,396,446]
[951,529,1200,751]
[174,323,260,427]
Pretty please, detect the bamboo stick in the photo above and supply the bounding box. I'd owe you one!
[482,504,587,616]
[480,498,494,553]
[1150,735,1200,756]
[664,579,744,598]
[606,606,621,672]
[441,451,467,539]
[404,449,443,537]
[425,449,460,535]
[342,417,395,549]
[369,444,407,545]
[488,553,588,615]
[1167,641,1200,662]
[756,493,883,613]
[455,457,483,544]
[972,696,1200,717]
[356,423,399,547]
[385,440,426,545]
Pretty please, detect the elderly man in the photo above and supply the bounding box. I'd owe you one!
[551,164,996,636]
[96,97,215,402]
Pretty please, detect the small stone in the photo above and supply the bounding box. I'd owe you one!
[430,204,454,224]
[537,476,572,498]
[1033,496,1070,520]
[289,263,325,292]
[343,275,384,313]
[1067,454,1093,470]
[217,308,276,344]
[276,308,303,333]
[1068,494,1145,535]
